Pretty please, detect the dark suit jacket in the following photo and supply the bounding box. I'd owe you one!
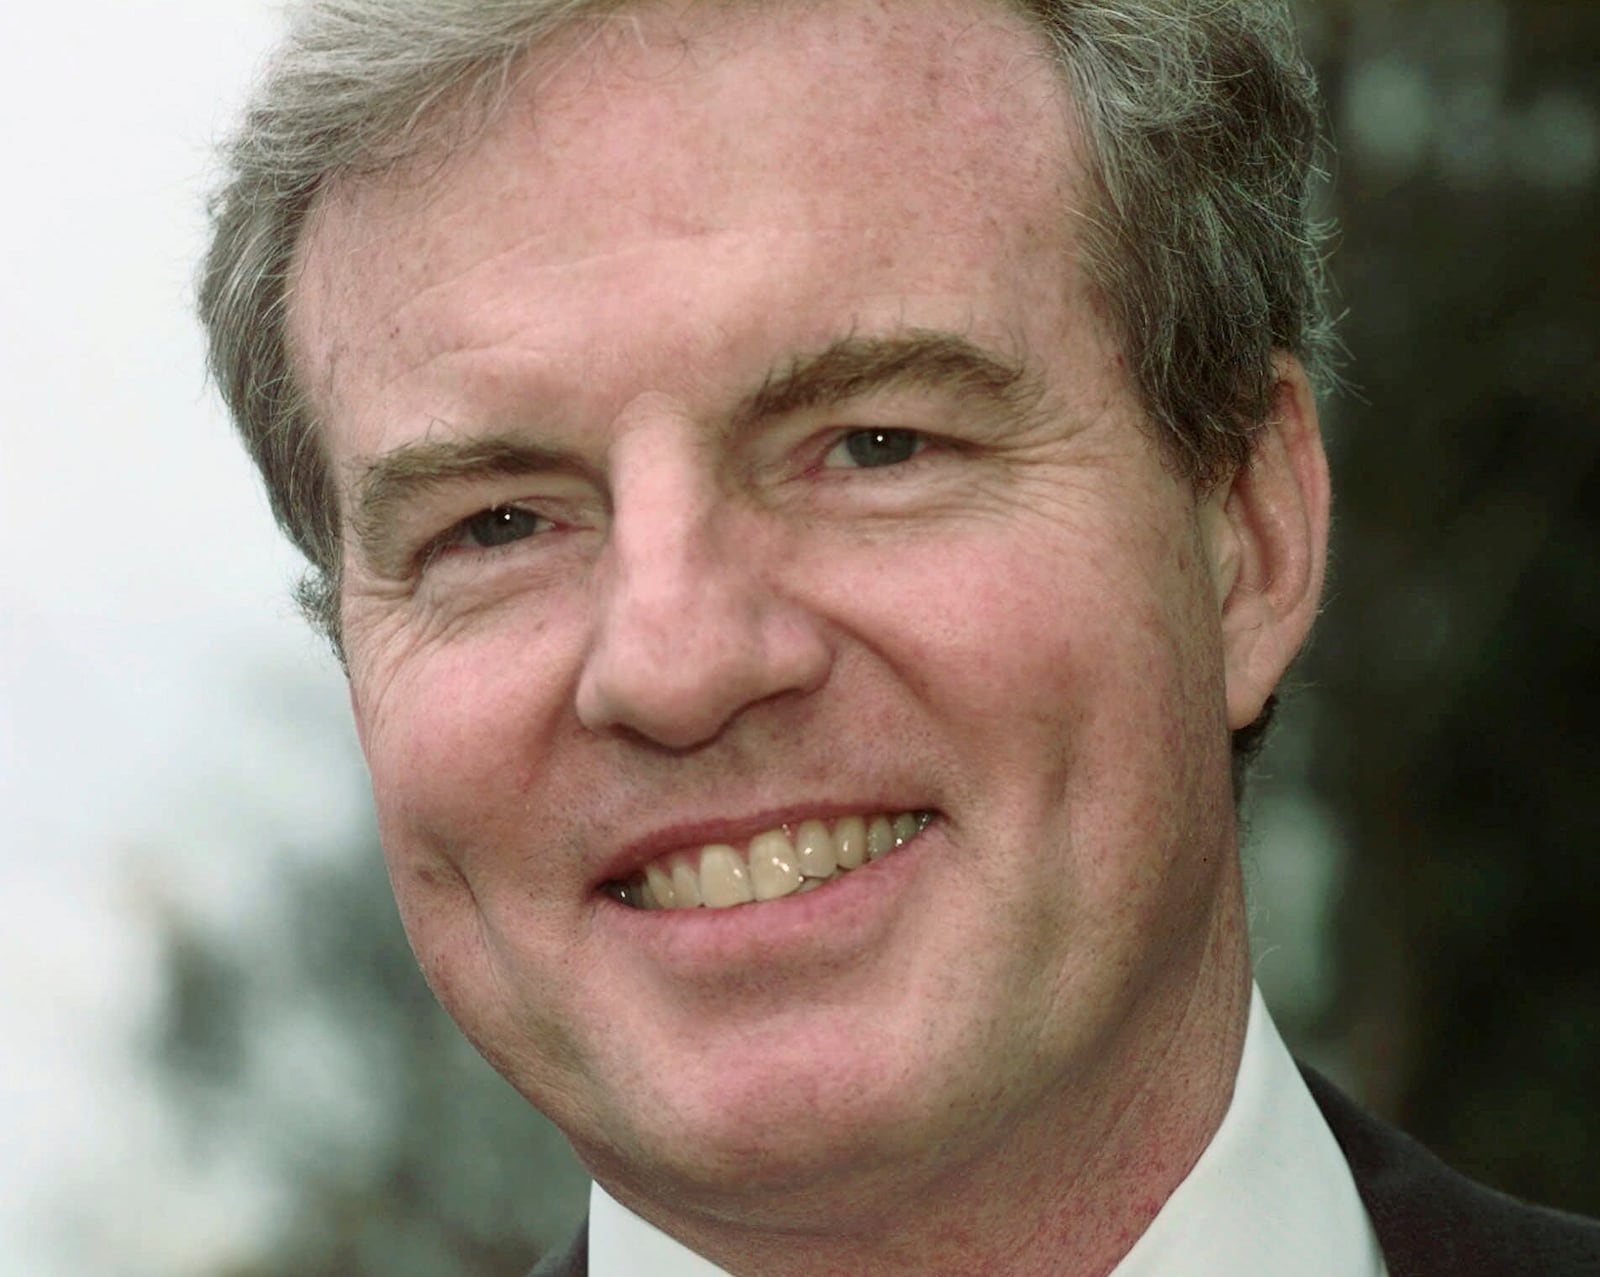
[526,1071,1600,1276]
[1301,1068,1600,1276]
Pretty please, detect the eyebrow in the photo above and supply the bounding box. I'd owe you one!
[347,329,1042,569]
[733,329,1043,433]
[349,436,588,571]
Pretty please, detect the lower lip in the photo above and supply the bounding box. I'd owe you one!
[594,824,938,976]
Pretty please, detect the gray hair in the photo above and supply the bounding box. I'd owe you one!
[199,0,1334,778]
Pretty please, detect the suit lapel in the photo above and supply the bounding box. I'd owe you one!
[1303,1066,1600,1276]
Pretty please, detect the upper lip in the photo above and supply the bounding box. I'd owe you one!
[589,799,935,888]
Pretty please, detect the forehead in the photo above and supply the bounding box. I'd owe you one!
[290,0,1084,445]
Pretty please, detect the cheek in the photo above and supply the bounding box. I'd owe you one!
[351,612,586,886]
[353,649,509,978]
[351,625,602,1087]
[811,510,1231,876]
[815,509,1219,733]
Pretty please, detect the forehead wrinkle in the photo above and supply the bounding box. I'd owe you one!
[376,229,758,345]
[315,225,819,416]
[290,0,1087,393]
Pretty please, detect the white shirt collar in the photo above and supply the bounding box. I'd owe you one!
[590,1178,731,1277]
[588,984,1388,1277]
[1110,983,1388,1277]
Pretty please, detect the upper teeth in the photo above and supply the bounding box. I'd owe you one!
[608,811,933,911]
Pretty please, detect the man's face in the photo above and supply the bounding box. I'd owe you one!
[293,0,1256,1226]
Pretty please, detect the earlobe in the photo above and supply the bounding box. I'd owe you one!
[1208,357,1331,731]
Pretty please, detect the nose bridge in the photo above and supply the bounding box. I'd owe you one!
[603,407,734,631]
[607,441,730,649]
[574,413,829,748]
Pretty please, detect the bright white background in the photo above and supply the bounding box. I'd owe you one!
[1,4,364,1272]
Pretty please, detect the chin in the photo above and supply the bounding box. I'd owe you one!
[569,1017,1028,1222]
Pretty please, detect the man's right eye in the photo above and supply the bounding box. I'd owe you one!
[459,504,547,549]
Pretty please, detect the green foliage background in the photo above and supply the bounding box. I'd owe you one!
[1294,0,1600,1215]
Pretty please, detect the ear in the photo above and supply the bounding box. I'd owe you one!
[1201,356,1331,731]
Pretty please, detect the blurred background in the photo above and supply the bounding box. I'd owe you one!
[1,1,1595,1273]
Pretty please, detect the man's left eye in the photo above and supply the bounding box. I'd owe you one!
[458,504,547,548]
[824,428,925,469]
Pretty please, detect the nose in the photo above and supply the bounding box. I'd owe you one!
[574,450,831,751]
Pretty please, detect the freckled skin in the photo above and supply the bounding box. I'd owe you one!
[290,1,1327,1273]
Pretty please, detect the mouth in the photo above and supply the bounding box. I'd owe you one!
[602,810,935,911]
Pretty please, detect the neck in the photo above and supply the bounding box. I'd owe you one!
[600,889,1253,1277]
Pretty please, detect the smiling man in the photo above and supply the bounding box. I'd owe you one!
[200,2,1600,1275]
